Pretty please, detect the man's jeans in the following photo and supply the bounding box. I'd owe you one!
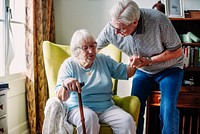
[131,67,184,134]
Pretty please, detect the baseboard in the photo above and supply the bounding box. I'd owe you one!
[8,121,29,134]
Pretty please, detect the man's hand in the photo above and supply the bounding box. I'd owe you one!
[129,55,152,68]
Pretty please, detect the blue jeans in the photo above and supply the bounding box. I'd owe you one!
[131,67,184,134]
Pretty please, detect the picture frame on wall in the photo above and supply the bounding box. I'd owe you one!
[165,0,184,18]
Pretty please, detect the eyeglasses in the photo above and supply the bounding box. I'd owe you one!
[109,23,130,33]
[78,42,97,52]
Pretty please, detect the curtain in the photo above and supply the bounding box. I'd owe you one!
[25,0,55,133]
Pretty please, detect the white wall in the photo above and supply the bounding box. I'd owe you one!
[54,0,114,44]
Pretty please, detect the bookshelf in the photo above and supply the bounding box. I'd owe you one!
[146,18,200,134]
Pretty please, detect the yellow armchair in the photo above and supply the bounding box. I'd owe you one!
[42,41,140,133]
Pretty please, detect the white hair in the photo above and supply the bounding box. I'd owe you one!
[70,29,95,56]
[109,0,140,25]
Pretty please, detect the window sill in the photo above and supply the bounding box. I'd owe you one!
[0,72,26,82]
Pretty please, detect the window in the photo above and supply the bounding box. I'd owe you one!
[0,0,25,77]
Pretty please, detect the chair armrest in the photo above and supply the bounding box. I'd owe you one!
[113,95,140,126]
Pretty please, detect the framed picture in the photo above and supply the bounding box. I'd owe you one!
[165,0,184,18]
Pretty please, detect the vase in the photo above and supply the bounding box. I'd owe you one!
[152,1,165,14]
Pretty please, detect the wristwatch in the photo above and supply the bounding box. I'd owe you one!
[146,57,152,66]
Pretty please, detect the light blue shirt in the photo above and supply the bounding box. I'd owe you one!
[55,54,128,112]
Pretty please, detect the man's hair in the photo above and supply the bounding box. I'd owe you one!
[109,0,140,25]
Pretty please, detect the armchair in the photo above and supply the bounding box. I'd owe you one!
[42,41,140,133]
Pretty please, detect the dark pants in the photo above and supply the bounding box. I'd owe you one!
[131,68,184,134]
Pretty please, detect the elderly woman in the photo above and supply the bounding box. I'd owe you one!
[55,29,136,134]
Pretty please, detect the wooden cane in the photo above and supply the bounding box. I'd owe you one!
[64,82,86,134]
[77,82,86,134]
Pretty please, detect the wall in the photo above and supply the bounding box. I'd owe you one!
[53,0,200,97]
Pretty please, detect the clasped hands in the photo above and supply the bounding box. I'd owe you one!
[129,55,152,68]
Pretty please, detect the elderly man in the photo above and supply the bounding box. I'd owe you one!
[96,0,184,134]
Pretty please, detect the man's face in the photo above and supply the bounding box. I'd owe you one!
[111,19,138,37]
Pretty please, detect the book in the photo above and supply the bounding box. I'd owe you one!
[198,47,200,66]
[179,34,192,43]
[187,32,200,42]
[187,46,191,67]
[0,82,9,90]
[190,47,194,67]
[194,47,199,67]
[183,46,189,67]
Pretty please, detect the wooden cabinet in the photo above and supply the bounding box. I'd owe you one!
[0,83,9,134]
[146,18,200,134]
[149,91,200,108]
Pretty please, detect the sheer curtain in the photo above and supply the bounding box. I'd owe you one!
[25,0,55,133]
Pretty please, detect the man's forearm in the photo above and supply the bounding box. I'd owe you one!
[151,47,183,64]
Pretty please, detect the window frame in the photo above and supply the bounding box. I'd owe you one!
[0,0,26,79]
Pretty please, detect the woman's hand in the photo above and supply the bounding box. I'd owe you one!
[63,78,82,93]
[56,78,82,101]
[129,55,152,68]
[129,55,142,67]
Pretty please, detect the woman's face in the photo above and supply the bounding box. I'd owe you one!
[77,41,97,68]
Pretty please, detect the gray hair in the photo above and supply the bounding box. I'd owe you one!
[70,29,95,56]
[109,0,140,25]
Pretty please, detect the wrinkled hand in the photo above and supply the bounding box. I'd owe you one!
[57,78,82,101]
[129,55,152,68]
[63,78,82,93]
